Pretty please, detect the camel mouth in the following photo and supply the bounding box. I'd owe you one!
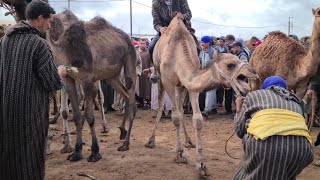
[236,74,251,93]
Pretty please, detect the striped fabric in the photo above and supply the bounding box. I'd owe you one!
[0,21,63,180]
[152,0,192,32]
[233,86,314,180]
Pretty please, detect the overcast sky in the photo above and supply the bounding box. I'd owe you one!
[1,0,319,39]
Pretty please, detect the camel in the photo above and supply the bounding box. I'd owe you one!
[47,10,136,162]
[0,0,35,22]
[250,8,320,98]
[145,15,258,176]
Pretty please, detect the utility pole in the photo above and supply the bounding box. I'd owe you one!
[288,17,293,35]
[130,0,132,37]
[68,0,70,11]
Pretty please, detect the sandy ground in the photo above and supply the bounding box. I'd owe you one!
[46,107,320,180]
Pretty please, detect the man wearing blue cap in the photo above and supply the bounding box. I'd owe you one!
[199,36,217,117]
[233,76,313,179]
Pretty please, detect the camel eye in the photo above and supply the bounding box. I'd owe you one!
[227,63,236,69]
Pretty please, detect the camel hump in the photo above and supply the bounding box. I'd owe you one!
[63,21,93,69]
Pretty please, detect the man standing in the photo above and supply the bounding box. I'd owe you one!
[138,38,152,109]
[199,36,217,117]
[219,34,236,115]
[149,0,199,60]
[0,1,65,179]
[231,41,249,63]
[215,36,229,53]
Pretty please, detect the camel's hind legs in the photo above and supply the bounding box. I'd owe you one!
[109,78,136,151]
[188,91,209,176]
[176,86,195,148]
[145,78,165,148]
[95,81,109,134]
[165,84,188,164]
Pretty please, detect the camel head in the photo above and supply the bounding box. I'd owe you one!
[214,53,258,95]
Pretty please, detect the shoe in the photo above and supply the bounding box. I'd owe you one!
[219,111,232,115]
[202,111,209,117]
[211,109,218,114]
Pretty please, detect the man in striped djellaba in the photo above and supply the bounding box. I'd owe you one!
[0,1,66,179]
[233,76,313,180]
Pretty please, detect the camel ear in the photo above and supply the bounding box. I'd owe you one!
[213,50,220,63]
[313,8,316,15]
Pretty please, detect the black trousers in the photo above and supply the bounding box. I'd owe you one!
[224,88,233,112]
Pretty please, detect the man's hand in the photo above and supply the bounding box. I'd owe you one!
[57,65,68,78]
[235,95,245,112]
[175,12,184,20]
[160,27,168,34]
[143,68,152,78]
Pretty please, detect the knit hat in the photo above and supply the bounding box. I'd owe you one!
[201,36,211,43]
[262,76,287,89]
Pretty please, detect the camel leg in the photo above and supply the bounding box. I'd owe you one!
[51,91,58,115]
[145,81,165,148]
[188,91,208,176]
[176,86,195,148]
[109,79,136,151]
[165,84,187,164]
[65,79,83,162]
[60,89,73,154]
[96,81,108,133]
[82,81,102,162]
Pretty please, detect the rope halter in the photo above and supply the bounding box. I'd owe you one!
[214,62,247,96]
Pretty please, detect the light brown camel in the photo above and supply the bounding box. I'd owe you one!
[47,10,137,162]
[250,8,320,98]
[145,15,258,176]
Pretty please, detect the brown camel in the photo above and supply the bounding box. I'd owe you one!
[250,8,320,98]
[145,15,258,176]
[47,10,137,162]
[1,0,38,22]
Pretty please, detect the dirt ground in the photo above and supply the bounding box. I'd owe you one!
[46,107,320,180]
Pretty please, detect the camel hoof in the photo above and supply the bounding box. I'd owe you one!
[49,118,57,124]
[145,140,155,148]
[184,141,196,148]
[67,153,83,162]
[61,146,73,154]
[119,127,127,140]
[117,144,129,151]
[197,163,209,177]
[101,126,109,134]
[175,156,188,164]
[87,153,102,162]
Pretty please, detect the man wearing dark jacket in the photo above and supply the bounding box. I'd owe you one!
[149,0,199,60]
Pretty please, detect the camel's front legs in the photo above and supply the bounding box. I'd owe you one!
[64,78,83,162]
[176,87,195,148]
[166,86,187,164]
[188,91,208,176]
[83,81,102,162]
[145,80,165,148]
[60,89,73,153]
[95,81,108,133]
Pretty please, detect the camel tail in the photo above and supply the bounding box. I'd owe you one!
[124,45,137,90]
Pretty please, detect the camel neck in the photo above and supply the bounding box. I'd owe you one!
[184,64,220,92]
[308,18,320,66]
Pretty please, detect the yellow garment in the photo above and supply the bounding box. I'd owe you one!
[247,109,312,143]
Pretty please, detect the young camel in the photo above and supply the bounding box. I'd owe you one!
[47,10,136,162]
[145,15,258,176]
